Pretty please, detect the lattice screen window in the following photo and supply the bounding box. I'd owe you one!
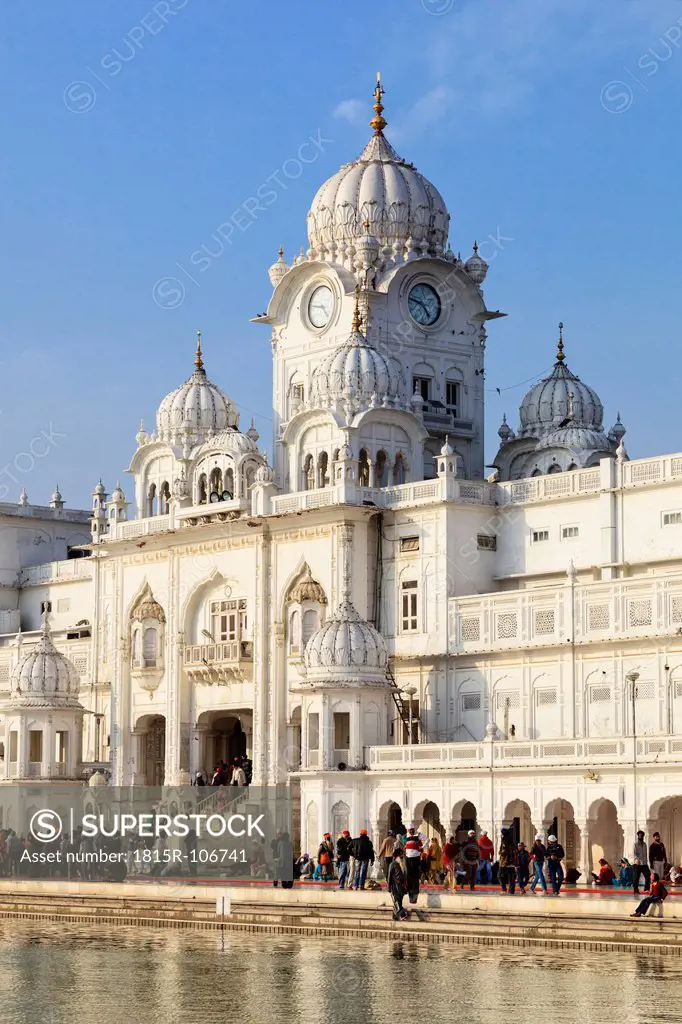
[635,680,656,700]
[477,534,497,551]
[536,689,557,706]
[496,612,518,640]
[675,681,682,699]
[671,597,682,624]
[663,511,682,526]
[587,604,610,631]
[496,691,520,710]
[460,617,481,643]
[590,686,611,703]
[72,655,88,676]
[462,692,481,711]
[628,600,652,628]
[0,664,9,684]
[534,609,555,635]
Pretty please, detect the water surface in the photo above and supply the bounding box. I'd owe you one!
[0,922,679,1024]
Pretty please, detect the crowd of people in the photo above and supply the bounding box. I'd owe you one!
[288,825,678,920]
[194,755,253,788]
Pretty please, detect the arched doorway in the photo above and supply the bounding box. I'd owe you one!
[651,796,682,867]
[588,798,623,870]
[135,715,165,787]
[378,800,404,840]
[451,800,478,840]
[331,800,350,838]
[504,799,535,847]
[414,800,444,842]
[196,711,252,777]
[544,798,579,869]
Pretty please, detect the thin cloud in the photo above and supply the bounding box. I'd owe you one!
[333,99,366,125]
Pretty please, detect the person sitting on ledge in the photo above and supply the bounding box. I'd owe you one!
[631,873,668,918]
[618,858,634,889]
[592,858,616,886]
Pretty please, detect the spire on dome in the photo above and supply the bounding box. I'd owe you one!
[351,286,363,333]
[556,321,565,363]
[194,330,204,372]
[370,72,387,135]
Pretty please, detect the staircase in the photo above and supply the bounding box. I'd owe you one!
[387,665,426,743]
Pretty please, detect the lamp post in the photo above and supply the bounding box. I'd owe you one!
[402,686,418,746]
[627,670,640,831]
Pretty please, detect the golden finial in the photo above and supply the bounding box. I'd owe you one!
[370,71,387,135]
[352,285,363,333]
[278,245,284,258]
[556,321,565,363]
[195,330,204,371]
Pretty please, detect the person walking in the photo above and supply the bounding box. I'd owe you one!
[404,826,423,904]
[336,829,353,890]
[631,873,668,918]
[352,829,375,890]
[459,830,480,891]
[516,842,531,893]
[478,830,494,884]
[632,830,651,895]
[442,835,459,890]
[529,835,547,894]
[387,850,409,920]
[317,833,335,882]
[378,831,397,883]
[498,828,517,895]
[546,834,565,895]
[230,760,246,787]
[649,832,667,881]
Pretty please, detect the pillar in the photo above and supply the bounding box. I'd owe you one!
[130,728,147,786]
[575,818,592,882]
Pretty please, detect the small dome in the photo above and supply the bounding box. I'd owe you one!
[11,619,82,708]
[18,489,29,506]
[310,305,403,411]
[464,242,489,286]
[497,413,514,442]
[255,461,275,484]
[608,412,626,443]
[303,600,388,686]
[246,418,260,443]
[307,80,449,257]
[50,485,64,509]
[93,480,105,496]
[135,419,148,447]
[132,589,165,623]
[195,428,261,458]
[440,436,454,456]
[288,566,327,605]
[268,247,290,288]
[519,329,604,438]
[110,481,125,502]
[156,334,238,446]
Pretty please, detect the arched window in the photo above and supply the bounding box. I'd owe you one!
[159,481,171,514]
[209,467,223,495]
[303,454,314,490]
[548,463,561,474]
[289,610,301,654]
[317,452,329,488]
[302,608,319,645]
[198,473,207,504]
[393,453,406,485]
[244,464,256,495]
[358,449,370,487]
[375,450,388,487]
[143,627,158,668]
[224,466,234,498]
[567,463,578,471]
[132,629,141,665]
[531,468,541,477]
[147,483,157,517]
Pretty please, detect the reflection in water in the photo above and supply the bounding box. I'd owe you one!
[0,922,680,1024]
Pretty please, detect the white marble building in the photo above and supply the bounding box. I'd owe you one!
[1,78,682,881]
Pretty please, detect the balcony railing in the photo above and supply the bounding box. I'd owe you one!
[368,735,682,771]
[183,640,253,683]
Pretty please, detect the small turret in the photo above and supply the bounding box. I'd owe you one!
[91,480,108,543]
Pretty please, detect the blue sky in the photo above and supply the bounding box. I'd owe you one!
[1,0,682,509]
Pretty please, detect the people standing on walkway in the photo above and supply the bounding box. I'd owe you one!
[404,826,423,904]
[649,832,667,881]
[352,829,375,890]
[277,831,295,889]
[478,830,494,884]
[516,842,531,893]
[230,759,246,786]
[631,873,668,918]
[546,835,565,895]
[317,833,334,882]
[632,830,651,894]
[378,831,397,882]
[460,830,480,891]
[498,828,517,894]
[592,858,616,886]
[529,835,547,893]
[336,830,353,890]
[443,835,459,890]
[427,836,443,883]
[387,850,409,921]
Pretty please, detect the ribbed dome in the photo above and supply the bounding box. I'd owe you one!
[195,428,261,457]
[156,335,238,446]
[11,620,82,708]
[303,600,389,687]
[519,339,604,439]
[288,565,327,605]
[310,323,403,410]
[308,133,449,257]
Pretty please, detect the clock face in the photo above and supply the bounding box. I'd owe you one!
[308,285,333,329]
[408,283,441,326]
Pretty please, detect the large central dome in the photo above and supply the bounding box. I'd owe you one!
[307,79,449,257]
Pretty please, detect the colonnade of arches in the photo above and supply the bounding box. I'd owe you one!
[302,448,408,490]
